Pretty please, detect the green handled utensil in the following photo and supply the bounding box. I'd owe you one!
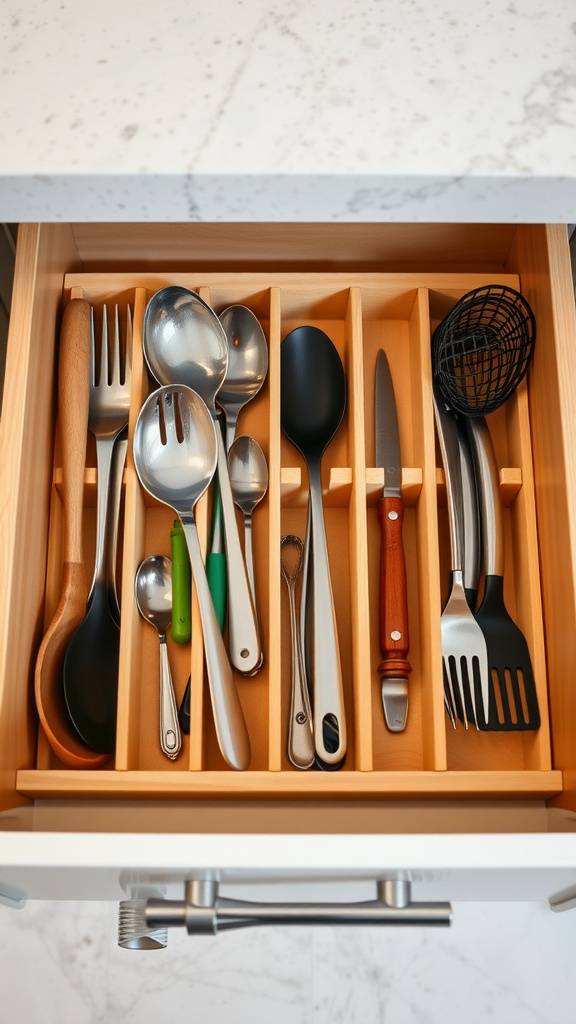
[170,519,192,644]
[206,482,227,633]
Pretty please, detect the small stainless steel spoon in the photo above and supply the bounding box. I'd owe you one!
[135,555,181,761]
[228,436,268,611]
[133,384,251,771]
[281,535,314,770]
[143,286,261,675]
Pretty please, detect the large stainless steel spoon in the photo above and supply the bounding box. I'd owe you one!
[281,326,347,766]
[228,436,269,612]
[143,286,261,675]
[133,384,251,772]
[135,555,181,760]
[218,305,269,452]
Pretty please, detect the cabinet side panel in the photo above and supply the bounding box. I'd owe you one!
[507,225,576,809]
[0,225,82,810]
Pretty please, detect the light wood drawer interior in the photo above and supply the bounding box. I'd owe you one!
[2,223,576,832]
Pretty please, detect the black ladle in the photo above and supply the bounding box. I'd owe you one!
[281,326,347,766]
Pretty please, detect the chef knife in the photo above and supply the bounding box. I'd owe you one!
[375,349,411,731]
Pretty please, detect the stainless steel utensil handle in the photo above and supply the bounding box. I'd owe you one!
[243,513,257,609]
[465,416,504,576]
[106,433,128,622]
[215,426,262,673]
[90,428,127,616]
[158,635,181,760]
[433,395,465,572]
[286,578,315,770]
[225,414,238,457]
[300,501,312,681]
[180,515,251,771]
[457,420,480,597]
[308,461,347,765]
[90,433,117,594]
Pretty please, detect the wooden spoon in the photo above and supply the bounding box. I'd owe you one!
[34,298,109,768]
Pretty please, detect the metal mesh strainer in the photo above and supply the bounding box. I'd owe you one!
[431,285,536,415]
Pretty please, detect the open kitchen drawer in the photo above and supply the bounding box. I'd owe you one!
[1,222,576,910]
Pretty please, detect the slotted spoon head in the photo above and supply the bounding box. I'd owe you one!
[133,385,218,515]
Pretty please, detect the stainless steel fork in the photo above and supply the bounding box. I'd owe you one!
[88,304,132,616]
[434,393,489,728]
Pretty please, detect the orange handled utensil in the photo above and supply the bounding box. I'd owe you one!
[375,349,411,731]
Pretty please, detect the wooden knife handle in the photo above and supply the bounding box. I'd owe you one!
[58,298,91,565]
[377,495,412,679]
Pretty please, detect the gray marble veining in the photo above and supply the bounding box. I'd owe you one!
[0,0,575,220]
[0,899,575,1023]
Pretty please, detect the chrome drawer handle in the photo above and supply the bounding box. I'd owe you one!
[119,878,451,947]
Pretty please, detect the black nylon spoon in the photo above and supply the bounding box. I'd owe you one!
[281,326,347,766]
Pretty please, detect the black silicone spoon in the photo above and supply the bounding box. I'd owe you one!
[281,326,347,766]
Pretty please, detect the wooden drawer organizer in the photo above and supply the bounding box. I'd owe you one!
[3,223,576,816]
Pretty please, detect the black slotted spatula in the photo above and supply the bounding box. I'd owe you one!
[465,415,540,731]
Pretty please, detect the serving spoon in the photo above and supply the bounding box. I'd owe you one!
[218,305,269,452]
[228,435,269,613]
[143,287,261,674]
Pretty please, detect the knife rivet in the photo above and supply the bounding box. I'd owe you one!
[391,630,402,641]
[388,510,398,521]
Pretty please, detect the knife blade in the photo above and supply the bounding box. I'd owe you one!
[375,349,411,731]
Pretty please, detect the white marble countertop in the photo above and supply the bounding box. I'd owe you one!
[1,0,575,222]
[2,897,576,1022]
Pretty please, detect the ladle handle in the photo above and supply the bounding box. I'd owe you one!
[180,515,251,771]
[464,416,504,577]
[215,427,262,673]
[433,394,465,573]
[458,419,481,607]
[158,635,181,760]
[308,462,347,765]
[286,579,315,770]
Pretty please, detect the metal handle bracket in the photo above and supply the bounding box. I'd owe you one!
[134,878,451,943]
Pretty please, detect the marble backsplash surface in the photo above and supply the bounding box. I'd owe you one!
[0,898,574,1023]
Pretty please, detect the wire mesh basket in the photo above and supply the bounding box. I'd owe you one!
[431,285,536,415]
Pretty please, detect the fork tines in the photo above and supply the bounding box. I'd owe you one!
[91,304,132,387]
